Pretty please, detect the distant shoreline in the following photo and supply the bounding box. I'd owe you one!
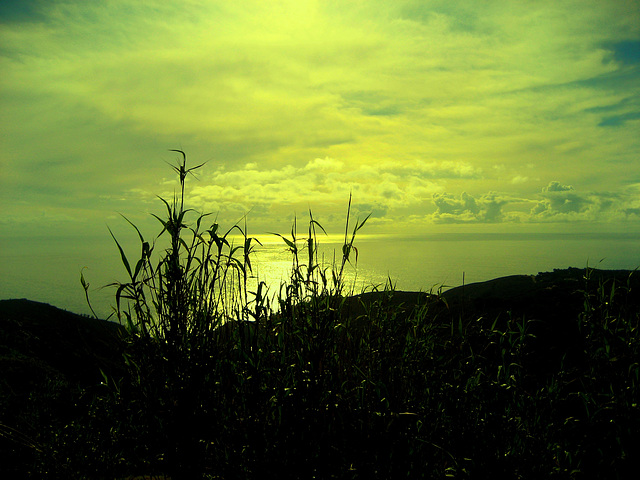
[2,266,636,320]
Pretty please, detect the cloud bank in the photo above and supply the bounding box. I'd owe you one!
[1,0,638,237]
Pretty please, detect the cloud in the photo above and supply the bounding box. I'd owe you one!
[178,157,444,231]
[510,175,529,185]
[543,181,574,192]
[1,1,639,239]
[530,181,640,222]
[414,161,482,179]
[423,180,640,226]
[0,0,46,24]
[431,191,511,223]
[599,112,640,127]
[532,193,590,217]
[609,40,640,65]
[433,192,479,216]
[532,181,592,219]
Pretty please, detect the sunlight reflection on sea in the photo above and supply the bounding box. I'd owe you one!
[1,233,638,319]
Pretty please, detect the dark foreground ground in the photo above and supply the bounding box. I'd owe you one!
[1,267,639,479]
[3,267,627,395]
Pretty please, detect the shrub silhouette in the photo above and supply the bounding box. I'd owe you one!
[4,151,637,479]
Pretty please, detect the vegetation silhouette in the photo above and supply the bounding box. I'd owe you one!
[1,151,639,479]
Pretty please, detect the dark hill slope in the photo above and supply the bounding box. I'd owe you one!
[2,268,637,386]
[346,267,638,374]
[0,300,127,475]
[0,298,126,389]
[348,267,637,324]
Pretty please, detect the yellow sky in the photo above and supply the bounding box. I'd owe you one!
[1,0,639,239]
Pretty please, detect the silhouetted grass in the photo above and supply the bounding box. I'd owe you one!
[2,152,638,479]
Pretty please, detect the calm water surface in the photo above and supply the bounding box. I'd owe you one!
[1,233,638,318]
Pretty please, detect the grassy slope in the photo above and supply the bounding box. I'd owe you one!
[3,267,626,385]
[1,267,639,479]
[0,298,126,385]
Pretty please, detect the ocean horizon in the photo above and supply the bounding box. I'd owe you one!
[1,232,638,319]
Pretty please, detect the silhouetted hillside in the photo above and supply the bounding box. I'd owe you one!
[2,268,637,389]
[0,298,126,388]
[1,268,638,478]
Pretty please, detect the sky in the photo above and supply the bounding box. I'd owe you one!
[1,0,640,247]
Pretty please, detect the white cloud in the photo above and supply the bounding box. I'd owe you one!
[180,157,444,230]
[1,0,639,238]
[543,181,574,193]
[511,175,529,185]
[430,191,515,224]
[530,183,640,223]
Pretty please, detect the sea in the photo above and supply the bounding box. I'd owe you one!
[1,232,638,319]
